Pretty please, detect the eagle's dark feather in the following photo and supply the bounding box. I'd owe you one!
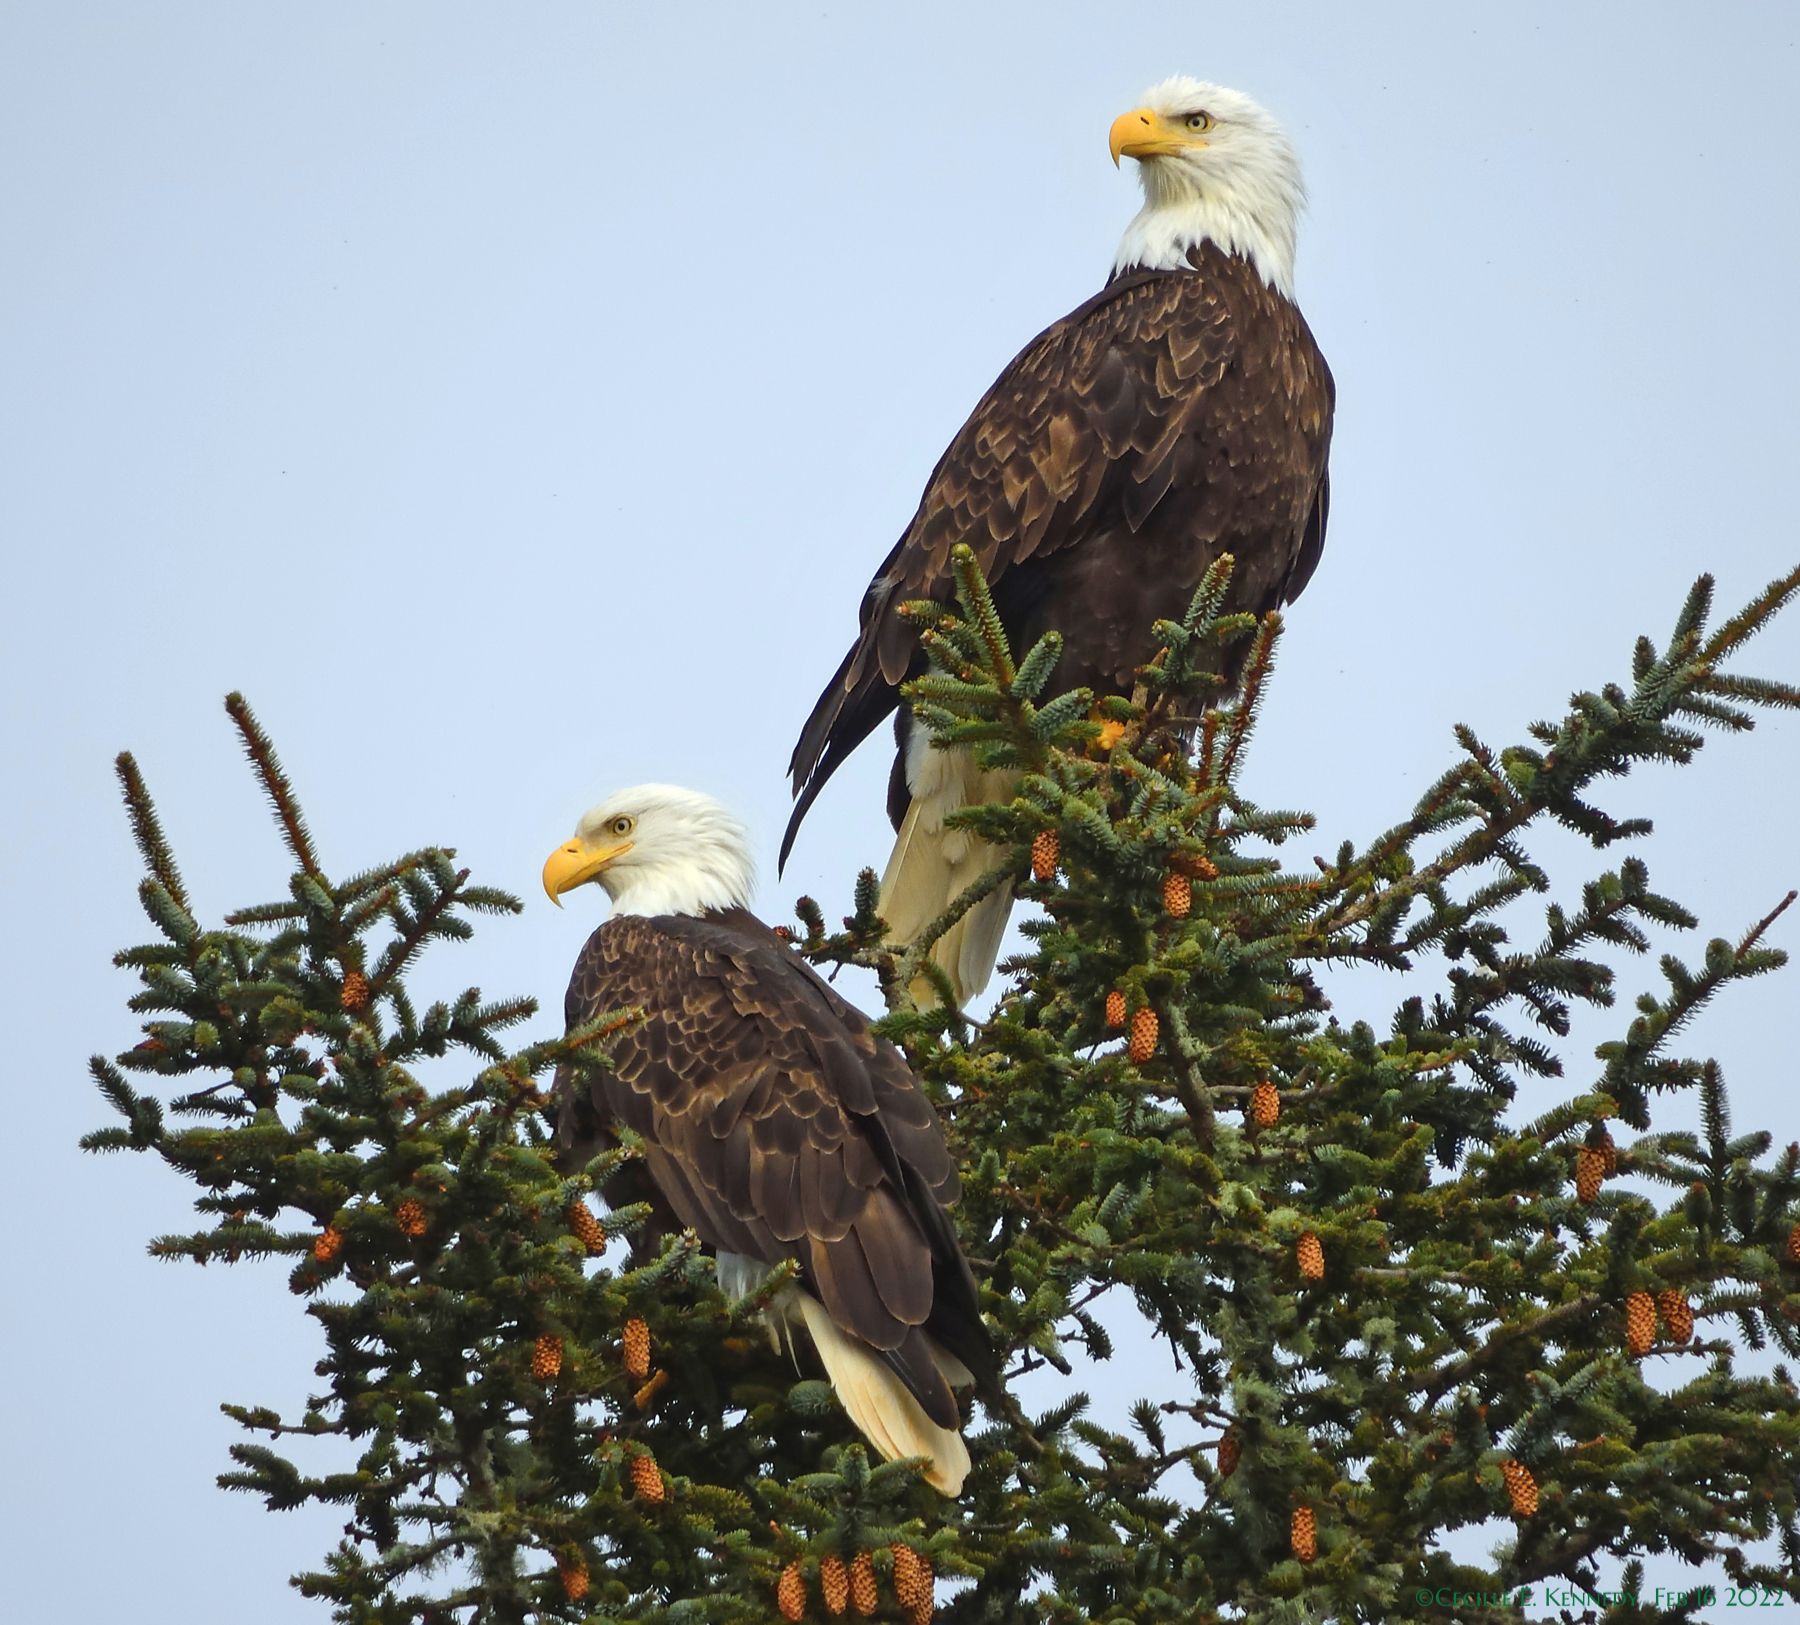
[553,906,996,1428]
[782,241,1333,865]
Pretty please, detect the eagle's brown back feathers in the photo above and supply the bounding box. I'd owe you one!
[554,907,996,1450]
[783,243,1333,867]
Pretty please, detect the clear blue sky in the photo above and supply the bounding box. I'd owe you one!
[4,4,1796,1616]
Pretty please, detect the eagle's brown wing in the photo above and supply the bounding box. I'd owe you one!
[781,253,1332,866]
[553,907,993,1426]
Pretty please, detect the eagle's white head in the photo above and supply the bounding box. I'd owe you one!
[542,783,756,919]
[1110,77,1304,297]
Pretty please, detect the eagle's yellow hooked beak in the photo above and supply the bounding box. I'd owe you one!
[541,836,633,906]
[1110,107,1201,166]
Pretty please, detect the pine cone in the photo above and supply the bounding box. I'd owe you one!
[777,1561,807,1622]
[849,1552,879,1615]
[628,1451,665,1504]
[1162,870,1192,918]
[1290,1505,1317,1563]
[1217,1428,1241,1479]
[1250,1080,1280,1129]
[819,1553,849,1616]
[1500,1458,1538,1517]
[312,1227,344,1263]
[633,1369,670,1410]
[339,970,371,1012]
[393,1199,427,1238]
[1575,1145,1604,1204]
[1296,1231,1325,1282]
[1127,1006,1159,1063]
[1030,829,1059,882]
[557,1550,589,1603]
[891,1544,933,1619]
[567,1202,607,1255]
[531,1333,563,1380]
[1171,849,1220,880]
[1104,990,1127,1030]
[1596,1127,1618,1176]
[1787,1222,1800,1264]
[1658,1289,1695,1344]
[1625,1290,1657,1356]
[623,1316,651,1380]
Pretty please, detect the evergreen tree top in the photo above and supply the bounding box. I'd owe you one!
[87,565,1800,1621]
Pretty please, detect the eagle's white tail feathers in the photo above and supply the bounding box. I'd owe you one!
[878,741,1019,1008]
[793,1292,971,1496]
[930,1343,975,1390]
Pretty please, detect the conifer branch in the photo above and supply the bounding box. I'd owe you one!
[114,752,190,912]
[1215,611,1279,785]
[1421,1295,1604,1403]
[1699,564,1800,663]
[950,542,1017,689]
[368,860,470,999]
[225,691,323,877]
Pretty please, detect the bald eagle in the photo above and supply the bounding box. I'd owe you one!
[782,78,1334,1005]
[543,785,995,1495]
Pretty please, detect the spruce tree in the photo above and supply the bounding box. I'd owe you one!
[88,563,1800,1621]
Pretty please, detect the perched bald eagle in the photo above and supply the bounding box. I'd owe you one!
[782,78,1334,1005]
[543,785,995,1494]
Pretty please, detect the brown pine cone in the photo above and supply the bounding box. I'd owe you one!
[1787,1222,1800,1264]
[340,970,371,1012]
[1625,1290,1657,1356]
[777,1560,807,1622]
[531,1334,563,1381]
[1658,1289,1695,1343]
[1217,1428,1241,1479]
[1595,1128,1618,1176]
[1250,1080,1280,1129]
[1162,870,1192,919]
[633,1369,670,1411]
[556,1549,589,1603]
[312,1227,344,1263]
[849,1551,879,1615]
[1104,990,1127,1030]
[891,1544,933,1619]
[567,1202,607,1255]
[819,1553,849,1616]
[1296,1231,1325,1282]
[623,1316,651,1380]
[1171,849,1220,880]
[393,1199,427,1238]
[628,1451,665,1504]
[1127,1006,1159,1063]
[1030,829,1059,882]
[1575,1145,1605,1204]
[1500,1458,1538,1517]
[1290,1505,1317,1563]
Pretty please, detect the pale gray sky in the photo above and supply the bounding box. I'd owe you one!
[4,4,1797,1617]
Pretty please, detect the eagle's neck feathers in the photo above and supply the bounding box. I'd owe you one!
[1113,167,1301,298]
[606,853,754,921]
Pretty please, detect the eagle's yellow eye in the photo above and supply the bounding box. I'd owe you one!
[610,815,635,837]
[1186,112,1213,133]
